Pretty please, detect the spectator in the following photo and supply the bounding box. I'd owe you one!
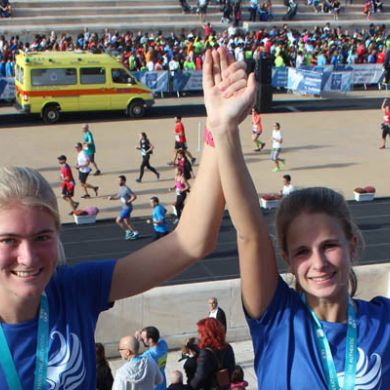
[248,0,258,21]
[230,366,248,389]
[139,326,169,390]
[280,174,295,196]
[135,132,160,183]
[208,296,227,331]
[180,338,200,384]
[190,318,235,389]
[113,336,162,390]
[108,175,139,240]
[167,370,191,389]
[147,196,170,240]
[0,0,11,17]
[384,48,390,84]
[96,342,114,390]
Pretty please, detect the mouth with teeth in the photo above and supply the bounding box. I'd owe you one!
[308,272,336,283]
[11,269,42,278]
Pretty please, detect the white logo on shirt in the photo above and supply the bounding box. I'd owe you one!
[46,330,86,389]
[337,347,382,389]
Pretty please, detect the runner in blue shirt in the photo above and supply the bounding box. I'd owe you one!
[148,196,169,240]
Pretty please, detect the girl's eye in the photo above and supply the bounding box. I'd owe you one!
[293,248,309,258]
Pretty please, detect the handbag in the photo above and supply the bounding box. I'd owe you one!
[206,347,231,389]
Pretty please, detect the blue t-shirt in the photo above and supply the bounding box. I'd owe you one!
[0,260,116,389]
[246,277,390,389]
[152,204,169,234]
[141,338,168,390]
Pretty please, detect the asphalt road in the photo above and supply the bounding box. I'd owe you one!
[61,197,390,286]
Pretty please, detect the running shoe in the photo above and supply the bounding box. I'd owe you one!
[129,231,140,240]
[156,172,160,180]
[260,142,266,151]
[272,167,281,173]
[125,230,133,240]
[93,170,101,176]
[136,179,141,183]
[81,194,91,199]
[94,186,99,196]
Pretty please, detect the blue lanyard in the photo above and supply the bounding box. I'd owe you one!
[0,293,49,390]
[302,295,357,390]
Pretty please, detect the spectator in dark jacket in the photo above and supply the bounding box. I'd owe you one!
[190,318,235,390]
[96,342,114,390]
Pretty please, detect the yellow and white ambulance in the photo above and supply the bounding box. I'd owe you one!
[14,51,154,123]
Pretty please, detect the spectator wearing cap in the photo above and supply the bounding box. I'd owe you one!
[58,155,79,214]
[147,196,170,240]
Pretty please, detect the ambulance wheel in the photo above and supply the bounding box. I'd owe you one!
[128,100,145,118]
[42,105,60,124]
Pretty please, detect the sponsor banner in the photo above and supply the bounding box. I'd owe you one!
[287,68,322,95]
[298,65,334,73]
[132,71,169,92]
[173,70,203,91]
[272,67,288,88]
[335,64,384,84]
[0,77,15,100]
[321,71,353,93]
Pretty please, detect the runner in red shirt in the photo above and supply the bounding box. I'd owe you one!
[251,107,266,152]
[58,155,79,214]
[169,116,196,165]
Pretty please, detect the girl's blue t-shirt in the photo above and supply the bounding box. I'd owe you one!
[0,260,116,389]
[246,277,390,390]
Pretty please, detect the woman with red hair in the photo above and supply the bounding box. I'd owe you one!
[190,318,235,390]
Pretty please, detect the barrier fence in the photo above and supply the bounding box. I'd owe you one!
[0,64,385,101]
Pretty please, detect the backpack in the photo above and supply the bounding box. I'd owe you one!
[206,347,231,390]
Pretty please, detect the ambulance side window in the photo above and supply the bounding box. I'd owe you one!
[31,68,77,86]
[80,67,106,84]
[112,68,135,84]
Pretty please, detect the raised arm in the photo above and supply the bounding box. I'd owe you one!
[108,58,244,300]
[382,98,387,112]
[205,48,279,318]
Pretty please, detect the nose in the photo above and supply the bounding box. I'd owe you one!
[311,249,328,271]
[17,240,39,267]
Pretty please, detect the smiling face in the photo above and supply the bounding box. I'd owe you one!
[0,204,58,306]
[284,212,356,303]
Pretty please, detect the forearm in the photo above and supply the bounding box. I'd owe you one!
[214,125,279,318]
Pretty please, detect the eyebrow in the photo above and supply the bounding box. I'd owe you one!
[0,229,56,238]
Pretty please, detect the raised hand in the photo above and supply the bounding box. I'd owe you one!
[203,47,256,133]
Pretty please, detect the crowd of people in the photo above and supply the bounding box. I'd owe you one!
[0,22,389,79]
[96,298,248,390]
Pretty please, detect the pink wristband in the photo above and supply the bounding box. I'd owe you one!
[203,127,215,147]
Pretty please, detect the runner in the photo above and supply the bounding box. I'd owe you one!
[135,132,160,183]
[251,107,266,152]
[57,155,79,214]
[108,175,139,240]
[379,98,390,149]
[270,122,285,172]
[169,116,196,165]
[82,124,101,175]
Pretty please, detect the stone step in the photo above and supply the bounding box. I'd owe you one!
[0,18,384,37]
[13,4,385,17]
[3,11,388,27]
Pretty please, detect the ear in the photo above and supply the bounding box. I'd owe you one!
[349,235,358,259]
[282,251,294,274]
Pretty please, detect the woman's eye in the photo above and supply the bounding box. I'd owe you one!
[0,238,17,246]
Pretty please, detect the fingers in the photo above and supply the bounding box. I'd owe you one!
[211,49,222,85]
[202,49,215,89]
